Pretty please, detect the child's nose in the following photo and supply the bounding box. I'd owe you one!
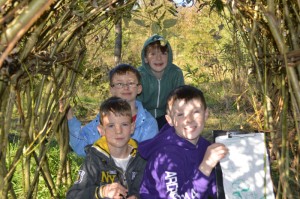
[185,113,193,123]
[115,125,122,134]
[123,84,130,89]
[156,54,162,60]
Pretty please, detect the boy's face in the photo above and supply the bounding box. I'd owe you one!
[165,99,208,145]
[110,72,142,103]
[144,46,168,76]
[98,112,135,149]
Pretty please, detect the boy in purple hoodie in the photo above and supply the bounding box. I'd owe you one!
[138,85,229,199]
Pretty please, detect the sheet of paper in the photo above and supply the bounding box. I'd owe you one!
[215,133,275,199]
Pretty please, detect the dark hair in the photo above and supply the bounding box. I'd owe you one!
[109,64,141,84]
[99,97,132,125]
[145,41,168,55]
[166,85,207,114]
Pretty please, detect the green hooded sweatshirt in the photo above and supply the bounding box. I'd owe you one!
[137,34,184,119]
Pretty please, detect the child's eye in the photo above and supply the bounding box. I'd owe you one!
[194,108,203,114]
[128,82,137,87]
[107,124,114,128]
[122,123,130,127]
[176,113,183,117]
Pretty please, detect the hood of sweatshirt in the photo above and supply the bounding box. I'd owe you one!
[140,34,174,77]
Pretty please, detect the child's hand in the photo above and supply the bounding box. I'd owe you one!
[59,99,65,113]
[101,182,128,198]
[59,100,73,120]
[199,143,228,176]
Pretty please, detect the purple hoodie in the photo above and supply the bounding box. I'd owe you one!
[138,124,217,199]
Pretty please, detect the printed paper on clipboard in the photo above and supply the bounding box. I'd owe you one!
[215,132,275,199]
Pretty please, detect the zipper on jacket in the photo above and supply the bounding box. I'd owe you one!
[113,166,128,199]
[114,165,128,189]
[114,155,135,189]
[123,156,135,187]
[155,79,161,118]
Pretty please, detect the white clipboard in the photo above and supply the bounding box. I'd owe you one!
[215,132,275,199]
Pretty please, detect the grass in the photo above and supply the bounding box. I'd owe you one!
[7,139,85,199]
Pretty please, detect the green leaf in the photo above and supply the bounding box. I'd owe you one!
[151,22,161,34]
[209,29,216,34]
[163,19,177,28]
[133,19,146,27]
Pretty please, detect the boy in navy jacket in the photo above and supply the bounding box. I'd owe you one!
[67,97,146,199]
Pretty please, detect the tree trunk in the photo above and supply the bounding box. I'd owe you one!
[114,19,122,65]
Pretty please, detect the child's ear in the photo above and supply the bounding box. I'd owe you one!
[109,86,116,96]
[165,114,173,126]
[137,84,142,95]
[97,124,105,136]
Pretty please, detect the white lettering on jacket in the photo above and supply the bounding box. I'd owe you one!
[165,171,200,199]
[165,171,180,198]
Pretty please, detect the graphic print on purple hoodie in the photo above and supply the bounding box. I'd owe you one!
[138,124,217,199]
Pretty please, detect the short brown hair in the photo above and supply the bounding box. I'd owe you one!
[109,64,141,84]
[145,41,168,55]
[166,85,207,115]
[99,97,132,125]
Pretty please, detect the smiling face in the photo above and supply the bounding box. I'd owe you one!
[110,71,142,103]
[144,43,168,78]
[165,98,208,145]
[98,112,134,150]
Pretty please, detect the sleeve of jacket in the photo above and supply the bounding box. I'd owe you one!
[140,151,216,199]
[66,155,102,199]
[68,115,100,157]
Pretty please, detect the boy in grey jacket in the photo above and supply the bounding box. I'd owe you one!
[67,97,146,199]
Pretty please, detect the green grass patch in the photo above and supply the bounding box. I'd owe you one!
[7,139,84,198]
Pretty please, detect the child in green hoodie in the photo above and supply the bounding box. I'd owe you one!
[137,34,185,129]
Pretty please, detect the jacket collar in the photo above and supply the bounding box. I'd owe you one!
[93,137,138,158]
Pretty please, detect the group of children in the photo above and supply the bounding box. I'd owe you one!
[66,35,228,199]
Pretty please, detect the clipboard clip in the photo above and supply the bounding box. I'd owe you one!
[227,131,256,138]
